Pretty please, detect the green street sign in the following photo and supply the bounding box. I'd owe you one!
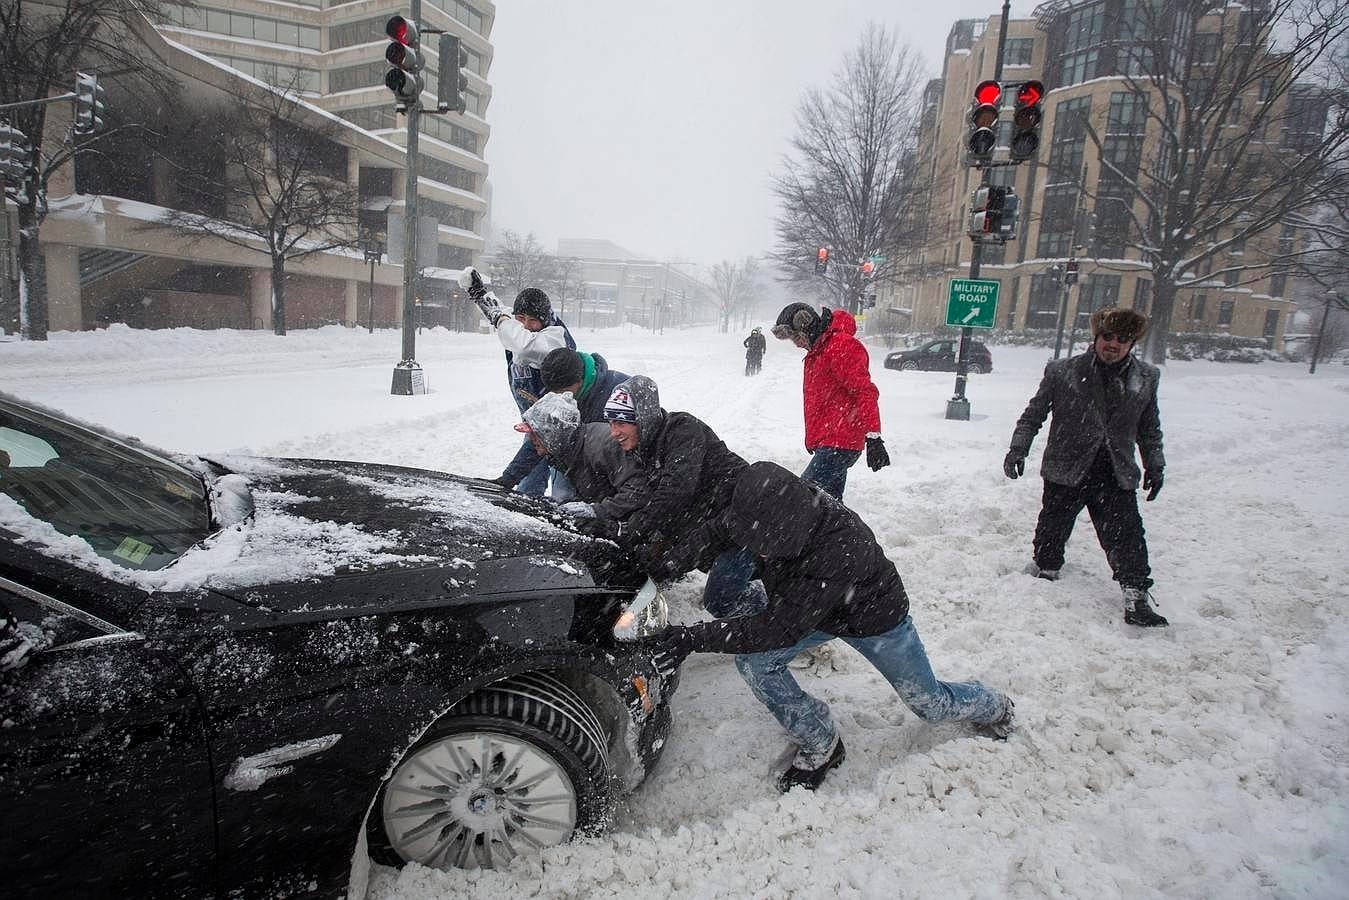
[946,278,1000,329]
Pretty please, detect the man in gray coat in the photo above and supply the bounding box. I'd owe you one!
[1004,307,1168,627]
[515,391,648,531]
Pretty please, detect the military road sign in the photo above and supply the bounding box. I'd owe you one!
[946,278,1000,329]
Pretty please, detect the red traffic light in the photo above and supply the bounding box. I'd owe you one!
[386,15,417,45]
[860,259,875,276]
[1016,81,1043,107]
[974,80,1002,106]
[817,247,829,261]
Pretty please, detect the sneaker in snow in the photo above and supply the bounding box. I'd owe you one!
[776,735,846,793]
[1123,587,1168,627]
[1023,562,1061,581]
[975,696,1015,741]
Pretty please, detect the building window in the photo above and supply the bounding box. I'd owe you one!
[1269,274,1286,297]
[1053,2,1105,87]
[1106,92,1147,135]
[1133,278,1152,314]
[1038,185,1078,258]
[1079,274,1121,327]
[1028,272,1061,329]
[419,196,476,231]
[437,244,472,269]
[1223,268,1239,286]
[1263,309,1280,340]
[1191,294,1207,322]
[1047,97,1090,181]
[1218,299,1235,326]
[1193,32,1220,65]
[1005,38,1033,66]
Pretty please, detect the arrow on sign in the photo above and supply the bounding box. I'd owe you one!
[962,307,981,324]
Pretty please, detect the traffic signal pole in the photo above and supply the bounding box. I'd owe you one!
[389,0,425,395]
[946,0,1011,421]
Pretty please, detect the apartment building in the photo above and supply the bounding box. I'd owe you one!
[888,1,1314,351]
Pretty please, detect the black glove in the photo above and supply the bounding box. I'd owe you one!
[1003,450,1026,480]
[578,516,622,541]
[636,627,696,679]
[865,436,890,471]
[1143,468,1163,501]
[458,266,488,300]
[474,294,508,327]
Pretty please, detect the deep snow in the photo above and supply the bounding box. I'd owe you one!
[3,322,1347,898]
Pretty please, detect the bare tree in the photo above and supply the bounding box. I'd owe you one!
[771,24,927,314]
[485,230,553,302]
[709,257,760,333]
[546,254,582,321]
[158,83,357,336]
[1050,0,1349,363]
[0,0,175,339]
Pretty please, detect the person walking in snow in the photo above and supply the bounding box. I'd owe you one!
[602,375,762,618]
[771,302,889,500]
[459,266,576,499]
[634,460,1015,793]
[743,326,766,376]
[1004,307,1168,627]
[495,347,631,493]
[510,391,648,532]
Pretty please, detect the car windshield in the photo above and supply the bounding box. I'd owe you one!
[0,401,212,571]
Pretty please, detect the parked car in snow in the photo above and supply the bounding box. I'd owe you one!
[0,393,675,898]
[884,339,994,374]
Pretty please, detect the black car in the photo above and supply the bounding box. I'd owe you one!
[884,339,994,374]
[0,393,676,898]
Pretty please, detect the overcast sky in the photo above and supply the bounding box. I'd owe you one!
[486,1,1038,264]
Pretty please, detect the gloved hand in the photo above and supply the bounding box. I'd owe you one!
[865,435,890,471]
[456,266,488,299]
[1003,450,1026,479]
[578,516,622,541]
[474,293,507,327]
[635,627,696,679]
[559,501,596,519]
[1143,468,1163,501]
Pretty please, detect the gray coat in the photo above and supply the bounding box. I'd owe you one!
[1010,351,1165,489]
[550,422,649,522]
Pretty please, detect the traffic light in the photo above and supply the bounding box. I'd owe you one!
[74,72,105,135]
[814,246,829,275]
[384,15,424,107]
[969,186,1013,239]
[860,258,876,278]
[437,34,469,113]
[0,122,30,182]
[1000,191,1020,240]
[965,80,1001,165]
[1009,80,1044,162]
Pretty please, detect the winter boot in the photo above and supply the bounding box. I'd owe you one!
[776,735,846,793]
[1024,562,1060,581]
[974,696,1016,741]
[1123,587,1168,627]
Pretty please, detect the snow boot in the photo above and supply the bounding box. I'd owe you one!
[1024,562,1060,581]
[974,696,1015,741]
[776,735,846,793]
[1123,587,1168,627]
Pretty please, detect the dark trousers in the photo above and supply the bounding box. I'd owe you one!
[1032,455,1152,589]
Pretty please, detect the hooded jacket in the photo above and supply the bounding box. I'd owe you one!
[802,310,881,452]
[655,461,907,654]
[1010,350,1164,489]
[616,375,747,543]
[541,422,648,522]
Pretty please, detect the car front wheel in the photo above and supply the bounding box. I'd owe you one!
[369,674,612,871]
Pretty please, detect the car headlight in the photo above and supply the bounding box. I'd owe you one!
[613,580,669,641]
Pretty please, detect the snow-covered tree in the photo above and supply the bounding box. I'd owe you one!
[485,230,553,302]
[771,24,927,314]
[709,257,760,333]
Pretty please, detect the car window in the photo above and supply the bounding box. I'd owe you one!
[0,403,211,571]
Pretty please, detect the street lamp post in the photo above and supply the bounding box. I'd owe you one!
[362,238,383,334]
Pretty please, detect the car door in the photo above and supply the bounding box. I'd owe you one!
[0,575,217,898]
[926,341,956,371]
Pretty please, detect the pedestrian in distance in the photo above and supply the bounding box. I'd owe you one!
[743,326,766,376]
[772,302,890,500]
[511,391,649,533]
[1004,307,1168,627]
[495,347,631,493]
[633,461,1015,793]
[459,266,576,500]
[602,375,763,618]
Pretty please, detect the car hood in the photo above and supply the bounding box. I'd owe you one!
[173,457,636,618]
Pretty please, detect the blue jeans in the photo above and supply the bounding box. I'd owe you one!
[517,459,576,501]
[734,615,1008,755]
[800,447,862,500]
[703,546,768,618]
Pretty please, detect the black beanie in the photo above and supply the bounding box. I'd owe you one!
[514,287,552,323]
[542,347,585,391]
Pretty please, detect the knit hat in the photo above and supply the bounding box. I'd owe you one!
[541,347,585,392]
[513,287,552,323]
[1090,307,1149,343]
[604,382,638,424]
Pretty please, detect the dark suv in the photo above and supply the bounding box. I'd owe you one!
[885,339,994,374]
[0,393,676,897]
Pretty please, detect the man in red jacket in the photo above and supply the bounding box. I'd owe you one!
[772,302,889,499]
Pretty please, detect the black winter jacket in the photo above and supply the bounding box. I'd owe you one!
[1010,351,1165,489]
[551,423,648,522]
[656,461,907,654]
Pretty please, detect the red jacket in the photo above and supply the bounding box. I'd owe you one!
[802,310,881,452]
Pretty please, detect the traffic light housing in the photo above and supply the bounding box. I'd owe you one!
[0,122,31,182]
[437,34,469,113]
[384,16,424,107]
[965,80,1001,165]
[969,186,1018,240]
[814,247,829,275]
[74,72,105,135]
[1009,80,1044,162]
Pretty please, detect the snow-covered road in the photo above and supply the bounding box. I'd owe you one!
[4,323,1347,898]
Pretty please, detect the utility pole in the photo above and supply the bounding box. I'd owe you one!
[1310,290,1347,374]
[946,0,1011,420]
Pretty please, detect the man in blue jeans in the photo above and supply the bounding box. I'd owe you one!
[636,461,1014,792]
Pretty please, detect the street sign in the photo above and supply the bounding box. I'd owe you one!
[946,278,1000,329]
